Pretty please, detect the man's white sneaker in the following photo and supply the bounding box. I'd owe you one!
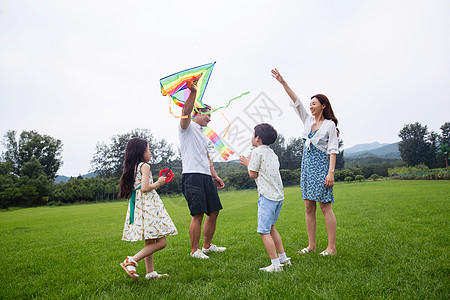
[280,257,292,266]
[259,264,283,273]
[191,249,209,259]
[202,243,226,254]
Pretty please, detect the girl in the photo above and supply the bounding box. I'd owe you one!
[272,68,338,256]
[119,137,178,280]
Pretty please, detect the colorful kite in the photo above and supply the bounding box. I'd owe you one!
[160,62,246,160]
[160,62,215,109]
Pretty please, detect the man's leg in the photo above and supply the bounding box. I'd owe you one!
[189,213,204,253]
[203,210,219,249]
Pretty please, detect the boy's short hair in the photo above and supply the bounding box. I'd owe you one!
[254,123,277,145]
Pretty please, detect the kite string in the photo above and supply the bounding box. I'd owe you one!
[196,91,250,115]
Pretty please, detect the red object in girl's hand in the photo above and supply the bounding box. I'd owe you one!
[159,168,174,183]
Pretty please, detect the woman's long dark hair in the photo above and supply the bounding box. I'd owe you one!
[119,137,148,199]
[311,94,339,136]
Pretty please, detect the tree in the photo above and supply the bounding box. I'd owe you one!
[91,129,180,178]
[440,122,450,146]
[438,143,449,171]
[336,139,345,170]
[398,123,437,167]
[2,130,63,179]
[269,134,303,170]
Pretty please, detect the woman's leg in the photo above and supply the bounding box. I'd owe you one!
[133,237,167,262]
[319,202,337,254]
[304,199,317,251]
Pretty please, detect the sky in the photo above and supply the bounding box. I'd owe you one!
[1,0,449,176]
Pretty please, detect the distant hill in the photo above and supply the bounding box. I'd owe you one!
[345,142,400,159]
[344,142,389,155]
[55,172,97,183]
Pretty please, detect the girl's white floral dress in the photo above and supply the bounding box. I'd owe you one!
[122,162,178,241]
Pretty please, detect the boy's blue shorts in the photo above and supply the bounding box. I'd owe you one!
[257,194,283,234]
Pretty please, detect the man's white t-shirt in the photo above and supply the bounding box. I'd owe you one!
[179,121,211,175]
[248,145,284,201]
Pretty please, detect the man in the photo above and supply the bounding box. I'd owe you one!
[179,80,226,259]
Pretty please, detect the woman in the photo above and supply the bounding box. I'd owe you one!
[272,68,338,256]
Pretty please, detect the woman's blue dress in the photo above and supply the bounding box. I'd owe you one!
[301,130,334,203]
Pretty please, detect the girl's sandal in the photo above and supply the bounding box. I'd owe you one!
[120,256,139,280]
[145,271,169,280]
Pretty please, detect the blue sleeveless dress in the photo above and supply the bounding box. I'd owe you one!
[300,130,334,203]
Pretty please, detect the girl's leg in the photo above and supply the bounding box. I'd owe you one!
[132,237,167,262]
[144,239,155,273]
[270,226,285,254]
[319,202,337,254]
[304,199,317,251]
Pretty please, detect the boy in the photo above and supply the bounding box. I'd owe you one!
[239,123,291,272]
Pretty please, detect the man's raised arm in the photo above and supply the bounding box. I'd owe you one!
[180,80,197,130]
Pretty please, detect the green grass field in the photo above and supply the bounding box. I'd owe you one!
[1,180,449,299]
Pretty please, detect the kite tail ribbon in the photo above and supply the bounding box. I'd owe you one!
[129,186,141,224]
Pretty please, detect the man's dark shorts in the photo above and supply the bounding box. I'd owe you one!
[181,173,222,216]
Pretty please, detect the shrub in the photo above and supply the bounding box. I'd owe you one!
[355,175,364,182]
[344,176,353,183]
[369,174,380,181]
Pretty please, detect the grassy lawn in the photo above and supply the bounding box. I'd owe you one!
[0,180,449,299]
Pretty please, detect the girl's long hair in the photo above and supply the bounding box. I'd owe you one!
[311,94,340,136]
[119,137,148,199]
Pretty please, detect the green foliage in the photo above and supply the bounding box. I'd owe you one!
[398,122,438,168]
[440,122,450,145]
[388,164,429,177]
[280,169,300,187]
[0,161,14,175]
[223,172,256,190]
[336,139,345,170]
[355,175,364,181]
[2,181,448,298]
[344,176,353,183]
[270,134,303,170]
[334,168,361,181]
[91,129,180,179]
[369,173,380,181]
[437,143,449,170]
[2,130,63,178]
[51,177,120,203]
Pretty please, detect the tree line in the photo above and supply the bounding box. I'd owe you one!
[1,121,448,208]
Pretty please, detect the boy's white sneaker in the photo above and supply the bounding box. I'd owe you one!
[191,249,209,259]
[280,257,292,266]
[202,243,226,254]
[259,264,283,273]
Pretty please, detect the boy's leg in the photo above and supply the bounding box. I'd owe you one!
[260,233,278,259]
[203,210,219,249]
[189,214,204,253]
[270,226,285,254]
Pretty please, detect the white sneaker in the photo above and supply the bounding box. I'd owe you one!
[280,257,292,266]
[202,243,226,254]
[191,249,209,259]
[259,264,283,273]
